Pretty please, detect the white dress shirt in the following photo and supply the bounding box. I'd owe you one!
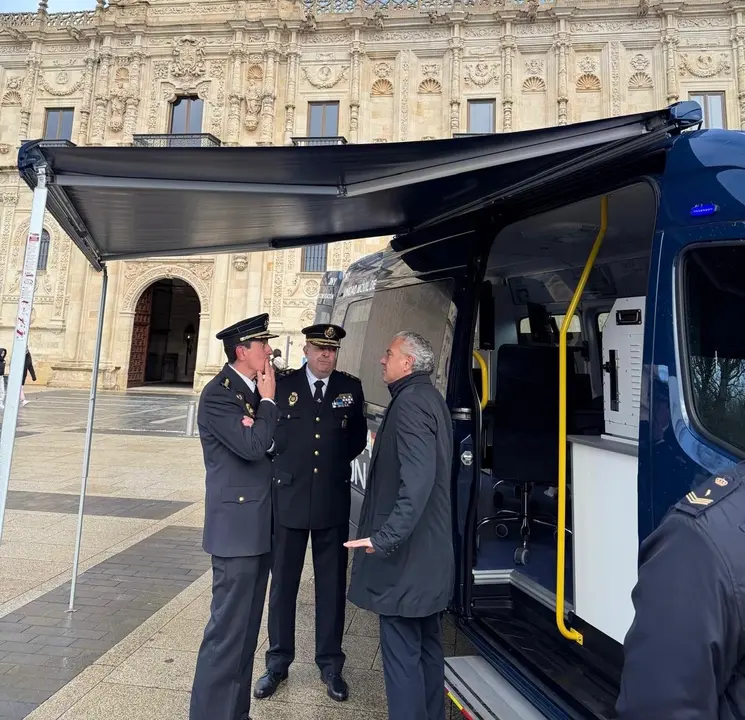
[230,364,275,405]
[306,366,330,399]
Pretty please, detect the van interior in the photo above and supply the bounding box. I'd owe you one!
[468,181,659,716]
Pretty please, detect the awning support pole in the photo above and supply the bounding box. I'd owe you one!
[0,165,49,546]
[67,265,108,612]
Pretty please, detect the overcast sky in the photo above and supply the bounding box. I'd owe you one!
[5,0,96,11]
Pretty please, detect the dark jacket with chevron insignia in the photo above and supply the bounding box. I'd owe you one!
[272,366,367,529]
[197,363,278,558]
[617,463,745,720]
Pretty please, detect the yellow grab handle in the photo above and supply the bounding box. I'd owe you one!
[472,351,488,411]
[556,194,609,646]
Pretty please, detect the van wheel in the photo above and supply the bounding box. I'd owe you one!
[514,547,529,566]
[496,524,509,539]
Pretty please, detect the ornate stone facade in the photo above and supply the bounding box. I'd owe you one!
[0,0,740,390]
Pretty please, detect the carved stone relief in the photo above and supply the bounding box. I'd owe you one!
[1,76,23,106]
[464,62,499,88]
[301,64,349,89]
[121,261,214,314]
[576,55,601,92]
[522,58,546,93]
[371,78,394,96]
[170,36,206,80]
[679,53,732,78]
[245,64,263,131]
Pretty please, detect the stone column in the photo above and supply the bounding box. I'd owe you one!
[123,50,144,145]
[227,43,245,146]
[502,29,516,132]
[449,27,463,134]
[91,50,113,146]
[259,28,279,146]
[208,255,231,366]
[77,47,96,145]
[736,29,745,129]
[554,33,570,126]
[284,30,300,145]
[19,54,41,141]
[660,8,680,105]
[349,25,363,143]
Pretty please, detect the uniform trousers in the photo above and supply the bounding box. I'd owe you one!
[266,524,348,678]
[379,612,446,720]
[190,553,271,720]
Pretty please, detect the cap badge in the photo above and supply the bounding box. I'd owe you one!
[324,327,335,339]
[288,391,298,407]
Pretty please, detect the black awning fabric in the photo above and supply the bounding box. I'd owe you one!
[17,106,691,271]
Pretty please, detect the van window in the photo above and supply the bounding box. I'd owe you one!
[336,298,372,378]
[518,314,583,346]
[359,280,457,408]
[683,245,745,455]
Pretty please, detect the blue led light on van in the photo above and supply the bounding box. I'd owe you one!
[690,203,718,217]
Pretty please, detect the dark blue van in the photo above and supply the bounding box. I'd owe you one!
[324,104,745,717]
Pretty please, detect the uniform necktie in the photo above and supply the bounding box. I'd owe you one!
[314,380,325,403]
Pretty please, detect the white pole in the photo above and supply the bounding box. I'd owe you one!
[0,166,48,546]
[68,266,108,612]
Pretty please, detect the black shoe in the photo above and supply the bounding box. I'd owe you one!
[322,672,348,702]
[253,669,287,699]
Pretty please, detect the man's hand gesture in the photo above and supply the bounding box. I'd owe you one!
[256,358,276,400]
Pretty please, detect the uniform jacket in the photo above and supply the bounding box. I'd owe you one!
[272,367,367,529]
[616,463,745,720]
[197,363,278,558]
[347,371,454,618]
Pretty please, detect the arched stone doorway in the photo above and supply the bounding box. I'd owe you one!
[127,278,201,388]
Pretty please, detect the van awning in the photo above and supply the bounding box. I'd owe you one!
[17,103,701,272]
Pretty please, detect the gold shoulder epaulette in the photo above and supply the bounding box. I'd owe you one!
[276,367,296,377]
[339,370,360,382]
[675,471,741,517]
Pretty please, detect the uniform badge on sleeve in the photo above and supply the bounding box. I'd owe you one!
[332,393,354,409]
[288,392,298,406]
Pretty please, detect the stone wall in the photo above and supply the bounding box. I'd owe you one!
[0,0,741,390]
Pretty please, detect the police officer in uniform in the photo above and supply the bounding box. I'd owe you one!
[190,313,279,720]
[616,462,745,719]
[253,324,367,702]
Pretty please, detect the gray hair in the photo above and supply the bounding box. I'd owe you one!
[395,331,436,374]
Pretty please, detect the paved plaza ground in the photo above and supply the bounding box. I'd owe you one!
[0,388,473,720]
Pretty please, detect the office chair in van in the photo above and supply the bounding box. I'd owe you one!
[480,344,577,565]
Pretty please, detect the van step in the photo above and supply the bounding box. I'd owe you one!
[445,655,549,720]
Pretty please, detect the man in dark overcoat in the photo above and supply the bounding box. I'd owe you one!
[190,313,279,720]
[345,330,454,720]
[254,323,367,702]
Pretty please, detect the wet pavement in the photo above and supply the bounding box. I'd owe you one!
[3,388,198,439]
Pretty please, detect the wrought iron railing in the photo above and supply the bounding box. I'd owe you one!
[291,136,348,147]
[132,133,222,149]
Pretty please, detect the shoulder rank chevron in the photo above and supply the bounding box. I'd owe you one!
[675,470,742,517]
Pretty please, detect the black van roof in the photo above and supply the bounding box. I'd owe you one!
[17,103,700,271]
